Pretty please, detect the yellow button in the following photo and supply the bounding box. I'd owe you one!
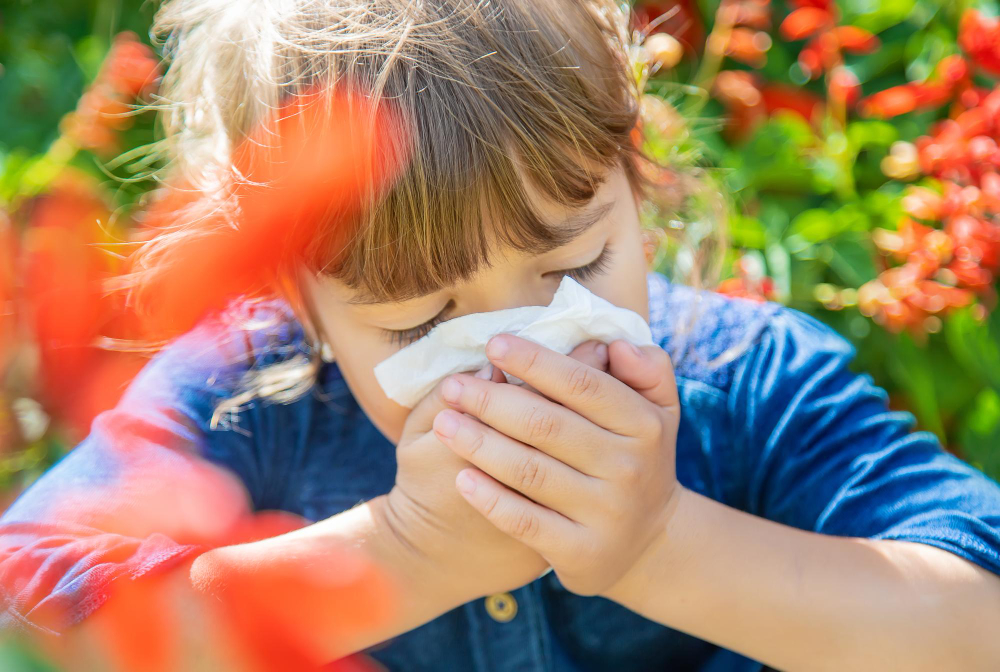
[484,592,518,622]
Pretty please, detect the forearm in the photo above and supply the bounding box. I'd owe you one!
[189,494,469,663]
[605,487,1000,672]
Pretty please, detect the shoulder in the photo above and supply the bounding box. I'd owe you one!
[645,272,855,393]
[120,296,325,422]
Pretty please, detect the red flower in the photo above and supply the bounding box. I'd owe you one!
[133,85,412,340]
[723,27,772,67]
[728,0,772,30]
[828,67,860,107]
[797,44,824,79]
[712,70,766,141]
[945,258,994,290]
[633,0,705,55]
[716,255,776,302]
[780,7,831,40]
[760,83,824,120]
[859,85,920,118]
[959,10,1000,76]
[935,54,971,86]
[902,187,945,220]
[833,25,879,54]
[60,32,162,156]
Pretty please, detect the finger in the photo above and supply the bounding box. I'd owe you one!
[440,373,615,474]
[433,408,595,515]
[607,342,679,410]
[485,334,646,435]
[477,362,508,384]
[521,339,609,402]
[566,339,610,373]
[455,467,581,559]
[401,364,497,441]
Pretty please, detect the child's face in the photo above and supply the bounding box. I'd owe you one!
[299,166,650,444]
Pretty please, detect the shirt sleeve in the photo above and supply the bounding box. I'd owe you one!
[729,307,1000,576]
[0,306,291,635]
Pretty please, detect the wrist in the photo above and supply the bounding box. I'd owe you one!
[365,492,474,608]
[601,484,699,607]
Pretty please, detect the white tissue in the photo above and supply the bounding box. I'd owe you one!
[374,276,654,407]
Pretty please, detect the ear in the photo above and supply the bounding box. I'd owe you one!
[278,267,337,363]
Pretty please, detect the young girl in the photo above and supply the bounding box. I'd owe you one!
[4,0,1000,670]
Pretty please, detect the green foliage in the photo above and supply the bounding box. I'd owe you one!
[638,0,1000,478]
[0,0,155,154]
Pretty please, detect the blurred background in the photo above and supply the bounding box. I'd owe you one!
[1,1,1000,662]
[4,0,1000,496]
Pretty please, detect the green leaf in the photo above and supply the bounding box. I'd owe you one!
[959,388,1000,480]
[827,235,878,286]
[843,0,918,32]
[945,307,1000,392]
[0,637,60,672]
[847,121,900,151]
[765,242,792,301]
[788,209,841,243]
[886,332,944,439]
[729,214,767,249]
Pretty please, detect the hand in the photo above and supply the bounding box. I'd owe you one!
[433,335,681,596]
[382,341,612,602]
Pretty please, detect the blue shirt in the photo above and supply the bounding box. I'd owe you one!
[3,271,1000,671]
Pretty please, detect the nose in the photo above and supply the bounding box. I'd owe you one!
[465,274,560,314]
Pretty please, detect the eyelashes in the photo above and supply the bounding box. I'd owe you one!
[561,244,612,283]
[382,245,614,347]
[383,310,448,347]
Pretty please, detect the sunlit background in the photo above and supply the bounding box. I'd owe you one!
[3,0,1000,667]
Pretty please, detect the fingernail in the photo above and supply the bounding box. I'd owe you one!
[434,410,459,438]
[486,335,509,360]
[442,377,463,403]
[474,363,494,380]
[596,343,609,364]
[627,342,641,358]
[456,470,477,495]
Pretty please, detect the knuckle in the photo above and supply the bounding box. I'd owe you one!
[512,454,546,491]
[566,365,600,401]
[525,406,560,443]
[521,347,542,376]
[471,385,492,418]
[481,492,501,518]
[465,430,486,456]
[633,410,663,440]
[616,456,643,485]
[507,509,540,540]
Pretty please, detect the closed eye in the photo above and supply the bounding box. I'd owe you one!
[547,244,613,283]
[381,245,613,347]
[381,300,453,347]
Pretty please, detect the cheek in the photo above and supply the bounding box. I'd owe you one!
[595,222,650,321]
[323,325,410,444]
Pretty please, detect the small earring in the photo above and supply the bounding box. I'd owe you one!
[320,342,336,363]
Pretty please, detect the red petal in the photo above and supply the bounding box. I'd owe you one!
[858,85,920,118]
[780,7,831,41]
[835,25,880,54]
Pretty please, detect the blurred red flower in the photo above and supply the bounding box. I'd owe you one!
[132,85,411,341]
[960,10,1000,77]
[61,32,162,156]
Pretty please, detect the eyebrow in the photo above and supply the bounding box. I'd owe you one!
[345,200,615,306]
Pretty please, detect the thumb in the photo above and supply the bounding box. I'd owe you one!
[607,341,679,409]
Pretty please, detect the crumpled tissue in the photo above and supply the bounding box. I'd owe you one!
[374,276,654,408]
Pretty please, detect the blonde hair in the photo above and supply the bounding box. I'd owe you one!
[130,0,724,424]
